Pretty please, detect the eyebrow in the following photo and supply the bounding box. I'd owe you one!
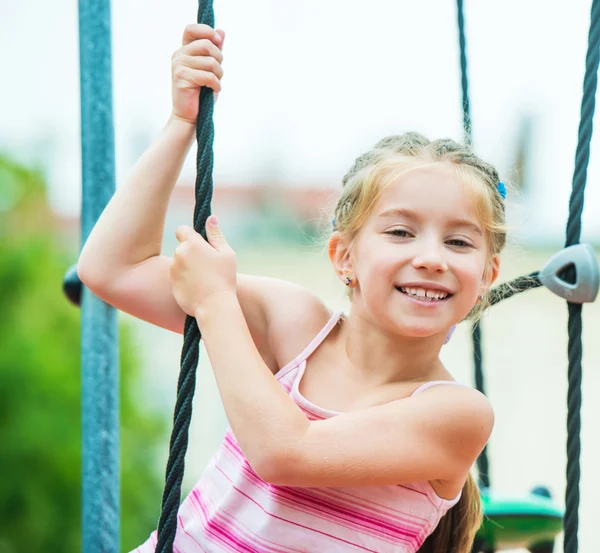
[378,208,483,236]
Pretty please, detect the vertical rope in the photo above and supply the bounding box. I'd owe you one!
[563,2,600,552]
[456,0,491,490]
[472,323,490,489]
[155,1,215,551]
[456,0,472,147]
[78,0,120,551]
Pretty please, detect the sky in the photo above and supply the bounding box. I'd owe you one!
[2,0,600,244]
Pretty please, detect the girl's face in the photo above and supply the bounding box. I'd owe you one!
[332,165,500,338]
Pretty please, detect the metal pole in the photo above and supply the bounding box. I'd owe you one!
[78,0,119,551]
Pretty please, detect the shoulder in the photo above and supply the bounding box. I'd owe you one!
[411,385,494,466]
[238,274,332,367]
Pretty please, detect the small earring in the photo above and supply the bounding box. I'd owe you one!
[345,276,353,286]
[478,293,484,301]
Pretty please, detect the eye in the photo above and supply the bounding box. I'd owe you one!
[446,238,473,248]
[386,229,412,238]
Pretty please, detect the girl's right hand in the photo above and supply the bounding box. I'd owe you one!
[171,24,225,125]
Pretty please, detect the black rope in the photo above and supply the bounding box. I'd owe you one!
[472,323,490,489]
[155,1,215,551]
[456,0,472,147]
[563,2,600,552]
[455,0,493,493]
[457,1,599,551]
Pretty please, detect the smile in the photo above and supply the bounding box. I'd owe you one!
[396,286,452,302]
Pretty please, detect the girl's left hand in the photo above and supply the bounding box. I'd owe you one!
[170,215,237,318]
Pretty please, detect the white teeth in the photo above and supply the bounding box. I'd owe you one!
[399,286,449,301]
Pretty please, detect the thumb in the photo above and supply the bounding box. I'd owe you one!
[206,215,229,251]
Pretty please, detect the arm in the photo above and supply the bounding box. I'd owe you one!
[77,25,328,373]
[78,23,225,288]
[196,293,494,487]
[77,115,196,285]
[77,22,226,331]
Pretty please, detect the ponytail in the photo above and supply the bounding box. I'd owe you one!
[419,473,482,553]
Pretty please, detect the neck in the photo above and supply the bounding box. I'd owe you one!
[339,309,448,385]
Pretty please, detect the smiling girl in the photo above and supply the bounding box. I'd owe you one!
[78,24,504,553]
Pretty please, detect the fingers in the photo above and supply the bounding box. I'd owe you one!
[179,53,224,80]
[172,30,224,94]
[182,23,223,48]
[172,66,222,93]
[182,38,224,63]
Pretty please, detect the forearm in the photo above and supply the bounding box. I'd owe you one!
[78,116,196,283]
[195,293,309,470]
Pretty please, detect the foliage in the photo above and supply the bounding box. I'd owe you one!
[0,156,164,552]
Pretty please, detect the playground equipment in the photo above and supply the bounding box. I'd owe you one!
[64,1,600,551]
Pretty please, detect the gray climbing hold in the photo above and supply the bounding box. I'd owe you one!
[539,243,599,303]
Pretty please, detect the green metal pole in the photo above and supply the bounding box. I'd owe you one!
[78,0,119,551]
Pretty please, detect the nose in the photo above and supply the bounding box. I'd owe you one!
[411,241,448,274]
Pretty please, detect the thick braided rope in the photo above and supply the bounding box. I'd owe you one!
[487,272,542,306]
[458,0,543,306]
[455,0,493,491]
[563,2,600,552]
[472,324,490,489]
[456,0,471,148]
[155,2,215,551]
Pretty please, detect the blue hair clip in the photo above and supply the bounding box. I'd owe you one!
[497,181,507,200]
[332,217,336,230]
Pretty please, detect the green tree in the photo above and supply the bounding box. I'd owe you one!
[0,156,164,552]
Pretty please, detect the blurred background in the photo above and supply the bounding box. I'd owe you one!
[2,0,600,551]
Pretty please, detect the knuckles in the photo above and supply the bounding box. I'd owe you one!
[183,23,213,40]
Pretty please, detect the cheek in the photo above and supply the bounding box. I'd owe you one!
[358,249,397,284]
[454,256,487,294]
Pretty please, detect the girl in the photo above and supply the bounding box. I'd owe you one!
[78,23,503,553]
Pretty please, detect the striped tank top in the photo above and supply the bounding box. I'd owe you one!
[132,310,463,553]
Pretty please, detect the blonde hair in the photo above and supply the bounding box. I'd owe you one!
[420,473,483,553]
[333,132,507,321]
[333,132,504,551]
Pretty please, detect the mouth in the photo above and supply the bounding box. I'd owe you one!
[395,286,453,303]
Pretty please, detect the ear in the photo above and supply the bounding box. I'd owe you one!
[328,232,354,282]
[482,254,501,293]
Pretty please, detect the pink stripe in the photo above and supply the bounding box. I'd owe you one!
[331,487,430,523]
[214,465,382,552]
[297,403,326,420]
[224,432,245,458]
[216,461,415,545]
[222,433,425,532]
[177,514,208,552]
[398,483,428,497]
[220,432,423,540]
[229,460,417,542]
[232,468,400,542]
[190,489,263,553]
[281,486,419,539]
[192,489,306,553]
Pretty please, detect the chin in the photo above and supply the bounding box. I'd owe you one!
[390,318,447,340]
[400,327,442,339]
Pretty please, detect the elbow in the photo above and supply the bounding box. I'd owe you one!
[77,258,103,291]
[77,255,116,295]
[251,444,302,486]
